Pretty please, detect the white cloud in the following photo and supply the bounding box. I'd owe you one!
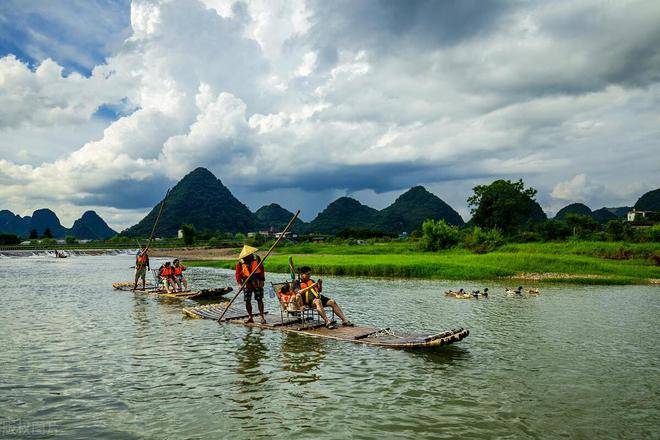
[551,174,601,202]
[1,0,659,229]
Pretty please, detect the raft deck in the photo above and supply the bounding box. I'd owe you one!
[112,282,232,300]
[182,303,469,349]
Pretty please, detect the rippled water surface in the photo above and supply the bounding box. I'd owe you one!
[1,255,658,439]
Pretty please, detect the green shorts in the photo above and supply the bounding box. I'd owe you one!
[134,267,147,281]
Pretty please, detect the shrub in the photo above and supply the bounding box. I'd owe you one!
[247,232,265,246]
[512,231,541,242]
[636,224,660,243]
[534,219,572,241]
[0,233,21,245]
[604,219,635,241]
[180,224,196,245]
[420,219,460,251]
[207,236,222,248]
[65,235,78,244]
[564,214,600,239]
[463,226,504,253]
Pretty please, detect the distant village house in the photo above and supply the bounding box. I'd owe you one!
[627,209,654,222]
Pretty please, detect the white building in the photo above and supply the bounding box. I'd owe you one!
[627,210,653,222]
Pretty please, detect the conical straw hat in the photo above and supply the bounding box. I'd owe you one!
[238,245,259,259]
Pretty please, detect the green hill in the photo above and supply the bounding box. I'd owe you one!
[0,210,29,237]
[377,186,464,232]
[30,209,68,238]
[122,167,257,237]
[305,197,380,234]
[70,211,117,239]
[555,203,592,219]
[591,208,618,223]
[254,203,305,232]
[634,188,660,211]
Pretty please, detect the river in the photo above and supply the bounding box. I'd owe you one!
[1,254,658,439]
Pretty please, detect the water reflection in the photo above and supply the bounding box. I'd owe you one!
[280,333,325,384]
[412,345,471,366]
[234,329,269,399]
[131,296,150,338]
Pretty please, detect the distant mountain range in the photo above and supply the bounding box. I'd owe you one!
[553,188,659,223]
[122,168,465,236]
[2,167,657,238]
[0,209,116,239]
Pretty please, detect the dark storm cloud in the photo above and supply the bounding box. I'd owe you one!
[249,160,494,194]
[74,176,175,209]
[307,0,515,54]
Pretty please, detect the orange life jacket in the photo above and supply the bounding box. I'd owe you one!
[174,266,184,276]
[299,279,319,303]
[136,253,148,268]
[240,258,263,278]
[160,266,173,277]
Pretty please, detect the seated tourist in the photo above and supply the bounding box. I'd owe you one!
[172,259,188,292]
[158,261,175,293]
[278,282,302,312]
[294,266,352,329]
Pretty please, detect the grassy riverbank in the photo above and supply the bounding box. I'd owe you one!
[185,241,660,285]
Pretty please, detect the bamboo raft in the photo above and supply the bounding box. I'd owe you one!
[182,303,469,349]
[112,282,233,300]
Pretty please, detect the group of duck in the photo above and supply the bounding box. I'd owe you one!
[444,286,540,299]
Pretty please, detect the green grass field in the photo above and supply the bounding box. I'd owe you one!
[186,241,660,285]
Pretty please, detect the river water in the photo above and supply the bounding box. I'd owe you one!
[0,254,658,439]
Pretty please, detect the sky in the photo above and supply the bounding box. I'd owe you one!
[1,0,659,231]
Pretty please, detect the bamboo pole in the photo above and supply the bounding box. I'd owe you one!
[217,210,300,322]
[144,188,170,252]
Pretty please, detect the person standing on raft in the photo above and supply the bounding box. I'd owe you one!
[133,247,150,290]
[236,245,267,324]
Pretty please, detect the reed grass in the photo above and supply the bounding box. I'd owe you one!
[186,241,659,285]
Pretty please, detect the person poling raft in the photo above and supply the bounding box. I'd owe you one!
[133,247,150,290]
[235,245,266,324]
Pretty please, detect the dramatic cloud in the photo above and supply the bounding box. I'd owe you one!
[0,0,659,229]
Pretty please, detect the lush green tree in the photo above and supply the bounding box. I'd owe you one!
[247,232,266,247]
[467,179,546,234]
[564,214,600,239]
[463,226,504,253]
[29,228,38,239]
[533,219,572,241]
[420,219,460,251]
[42,228,53,239]
[180,223,196,245]
[0,233,21,245]
[604,219,635,241]
[65,235,78,244]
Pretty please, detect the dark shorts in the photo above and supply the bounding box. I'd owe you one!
[244,287,264,302]
[304,294,330,307]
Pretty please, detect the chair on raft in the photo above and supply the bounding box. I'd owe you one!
[151,269,165,291]
[271,281,334,326]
